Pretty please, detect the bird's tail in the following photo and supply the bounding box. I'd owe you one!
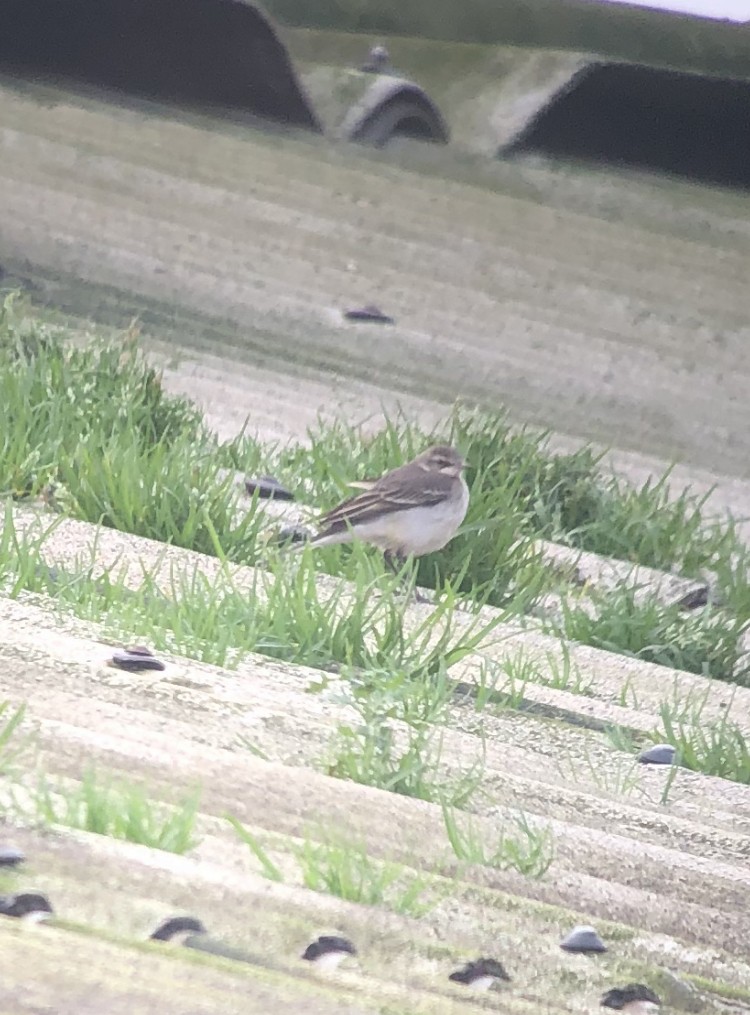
[275,527,313,553]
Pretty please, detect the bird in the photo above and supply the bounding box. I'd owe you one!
[301,935,357,971]
[601,984,661,1013]
[306,444,469,575]
[448,957,511,991]
[0,892,54,922]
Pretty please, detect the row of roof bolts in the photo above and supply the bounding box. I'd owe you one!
[103,647,680,769]
[1,846,658,1012]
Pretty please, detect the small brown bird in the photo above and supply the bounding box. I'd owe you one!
[309,444,469,572]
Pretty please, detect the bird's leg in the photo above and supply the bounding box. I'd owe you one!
[383,550,430,604]
[383,549,400,574]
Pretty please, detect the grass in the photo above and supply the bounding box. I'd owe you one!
[2,301,750,680]
[0,701,30,780]
[0,508,504,674]
[441,803,554,878]
[684,977,750,1006]
[227,817,285,882]
[1,703,202,853]
[266,406,750,619]
[548,585,750,684]
[608,690,750,786]
[25,768,201,852]
[0,296,267,563]
[295,836,441,917]
[568,470,741,574]
[657,699,750,784]
[229,816,442,916]
[471,643,594,710]
[557,743,643,801]
[324,663,485,805]
[543,643,594,695]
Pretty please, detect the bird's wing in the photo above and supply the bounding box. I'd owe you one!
[317,462,453,535]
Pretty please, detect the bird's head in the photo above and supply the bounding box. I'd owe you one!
[420,445,466,477]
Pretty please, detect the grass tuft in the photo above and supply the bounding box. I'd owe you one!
[658,701,750,784]
[609,690,750,786]
[441,803,554,877]
[325,663,485,805]
[549,585,749,684]
[229,816,442,916]
[471,642,593,711]
[0,297,269,563]
[295,835,441,916]
[28,769,201,852]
